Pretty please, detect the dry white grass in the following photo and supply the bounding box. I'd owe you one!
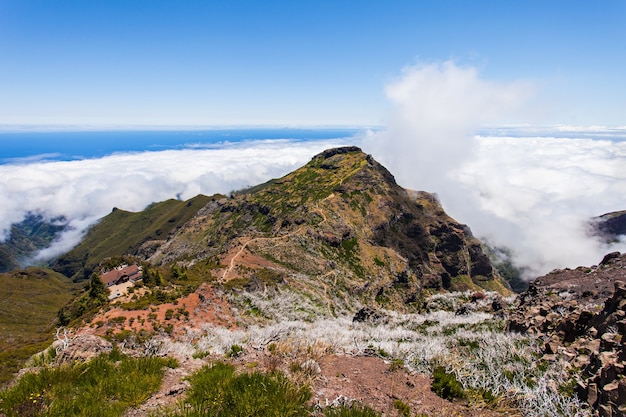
[158,291,590,417]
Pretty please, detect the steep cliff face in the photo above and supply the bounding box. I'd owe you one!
[147,146,509,312]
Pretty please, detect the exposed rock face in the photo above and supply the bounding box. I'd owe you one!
[509,252,626,416]
[592,210,626,242]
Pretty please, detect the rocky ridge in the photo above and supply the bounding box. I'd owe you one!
[509,252,626,416]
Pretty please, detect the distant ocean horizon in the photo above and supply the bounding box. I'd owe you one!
[2,125,626,165]
[0,128,364,164]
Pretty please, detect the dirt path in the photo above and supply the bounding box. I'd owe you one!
[220,195,336,281]
[314,355,510,417]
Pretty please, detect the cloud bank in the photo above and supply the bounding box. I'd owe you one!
[363,61,626,277]
[0,139,349,259]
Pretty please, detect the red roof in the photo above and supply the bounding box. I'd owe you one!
[100,265,140,286]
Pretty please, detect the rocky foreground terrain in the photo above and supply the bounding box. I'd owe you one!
[510,252,626,417]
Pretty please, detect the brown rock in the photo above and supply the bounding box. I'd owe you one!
[573,354,591,368]
[604,381,619,403]
[576,380,588,401]
[601,332,620,350]
[618,380,626,406]
[588,382,599,406]
[598,403,613,417]
[599,364,618,387]
[544,340,561,355]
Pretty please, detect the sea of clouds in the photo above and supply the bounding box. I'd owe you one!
[363,61,626,277]
[0,139,351,259]
[1,61,625,278]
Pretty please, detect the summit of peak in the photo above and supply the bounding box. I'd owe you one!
[312,146,363,160]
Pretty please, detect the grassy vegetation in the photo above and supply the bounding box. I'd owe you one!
[164,291,588,417]
[431,366,465,400]
[160,361,382,417]
[222,267,285,292]
[167,362,311,417]
[243,149,369,218]
[0,349,177,417]
[0,268,79,386]
[322,403,382,417]
[52,194,213,281]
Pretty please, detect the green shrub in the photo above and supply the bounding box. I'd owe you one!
[388,358,405,372]
[172,362,311,417]
[0,351,176,417]
[431,366,465,400]
[393,399,411,417]
[225,344,243,358]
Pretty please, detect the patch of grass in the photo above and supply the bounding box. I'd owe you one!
[170,362,311,417]
[388,358,405,372]
[222,268,284,292]
[393,399,411,417]
[225,344,244,358]
[118,284,196,310]
[0,351,176,417]
[431,366,465,400]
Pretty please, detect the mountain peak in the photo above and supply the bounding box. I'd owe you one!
[141,148,510,311]
[55,147,510,324]
[312,145,364,160]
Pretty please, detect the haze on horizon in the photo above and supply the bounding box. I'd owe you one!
[1,1,626,278]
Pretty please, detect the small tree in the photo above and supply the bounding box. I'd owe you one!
[142,267,164,288]
[171,264,188,281]
[89,272,109,302]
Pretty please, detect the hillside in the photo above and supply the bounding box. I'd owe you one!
[0,268,79,385]
[509,252,626,416]
[52,194,215,281]
[592,210,626,242]
[0,214,68,272]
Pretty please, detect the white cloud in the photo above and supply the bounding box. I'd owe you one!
[363,61,626,278]
[0,139,349,259]
[456,136,626,274]
[364,61,533,194]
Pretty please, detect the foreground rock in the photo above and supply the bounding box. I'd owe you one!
[509,252,626,416]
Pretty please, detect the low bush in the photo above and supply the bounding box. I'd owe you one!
[431,366,465,400]
[392,399,411,417]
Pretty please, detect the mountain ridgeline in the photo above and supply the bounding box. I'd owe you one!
[52,194,215,281]
[55,146,509,313]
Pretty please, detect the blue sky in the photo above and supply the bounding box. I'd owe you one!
[1,0,625,126]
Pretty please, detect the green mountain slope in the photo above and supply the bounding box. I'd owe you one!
[0,214,68,272]
[147,147,510,314]
[52,194,215,281]
[0,268,79,385]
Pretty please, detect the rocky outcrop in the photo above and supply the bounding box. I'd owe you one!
[509,252,626,416]
[593,210,626,242]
